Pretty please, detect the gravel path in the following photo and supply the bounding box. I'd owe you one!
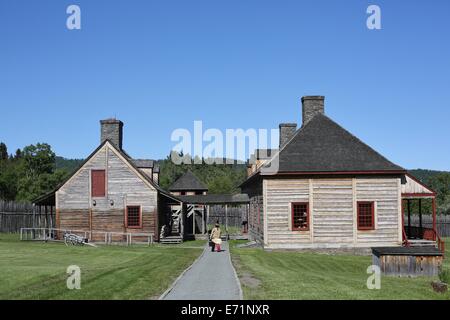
[162,241,242,300]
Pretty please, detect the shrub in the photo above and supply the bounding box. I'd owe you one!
[438,267,450,284]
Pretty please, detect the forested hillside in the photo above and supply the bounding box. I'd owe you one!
[156,156,247,194]
[55,156,84,173]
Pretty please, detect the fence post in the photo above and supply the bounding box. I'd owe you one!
[225,205,228,233]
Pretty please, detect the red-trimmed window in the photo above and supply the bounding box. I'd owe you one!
[292,202,309,231]
[126,206,142,228]
[91,170,106,197]
[357,202,375,230]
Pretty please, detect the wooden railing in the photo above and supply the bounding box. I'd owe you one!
[404,226,445,255]
[402,228,410,247]
[20,228,154,246]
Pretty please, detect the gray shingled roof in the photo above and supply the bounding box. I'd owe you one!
[267,114,404,173]
[132,159,154,168]
[169,170,208,191]
[255,149,278,159]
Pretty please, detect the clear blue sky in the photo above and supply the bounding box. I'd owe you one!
[1,0,449,170]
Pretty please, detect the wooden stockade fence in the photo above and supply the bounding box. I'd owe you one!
[0,200,55,233]
[207,204,248,235]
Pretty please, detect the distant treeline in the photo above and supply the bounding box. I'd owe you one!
[156,156,247,194]
[1,142,449,214]
[0,142,248,201]
[0,143,69,202]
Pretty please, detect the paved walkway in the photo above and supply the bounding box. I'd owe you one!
[163,241,242,300]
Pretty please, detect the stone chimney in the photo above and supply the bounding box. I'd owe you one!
[302,96,325,126]
[279,123,297,148]
[100,119,123,150]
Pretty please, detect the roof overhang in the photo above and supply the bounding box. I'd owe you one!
[33,191,56,206]
[177,194,250,205]
[401,173,436,199]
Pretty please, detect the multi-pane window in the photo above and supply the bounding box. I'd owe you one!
[357,202,375,230]
[91,170,106,197]
[126,206,141,228]
[292,203,309,231]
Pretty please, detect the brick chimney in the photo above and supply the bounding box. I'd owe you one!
[100,119,123,150]
[302,96,325,126]
[279,123,297,148]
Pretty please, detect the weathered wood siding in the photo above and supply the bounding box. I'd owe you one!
[313,179,353,244]
[373,254,443,276]
[264,177,401,249]
[355,178,400,245]
[139,168,153,179]
[265,180,311,245]
[248,196,264,243]
[57,143,158,236]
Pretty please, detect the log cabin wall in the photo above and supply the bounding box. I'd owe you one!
[263,177,402,249]
[242,180,264,243]
[248,195,264,243]
[56,143,158,239]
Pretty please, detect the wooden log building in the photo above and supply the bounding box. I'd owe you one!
[241,96,444,258]
[34,119,182,242]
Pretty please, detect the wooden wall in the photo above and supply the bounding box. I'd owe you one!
[355,178,400,245]
[263,177,401,249]
[57,143,158,237]
[248,196,264,243]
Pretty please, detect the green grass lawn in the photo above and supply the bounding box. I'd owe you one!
[0,234,203,300]
[230,240,450,300]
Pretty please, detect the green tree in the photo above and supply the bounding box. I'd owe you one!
[14,143,67,202]
[14,148,22,159]
[0,143,7,161]
[22,143,55,179]
[0,160,19,200]
[429,172,450,214]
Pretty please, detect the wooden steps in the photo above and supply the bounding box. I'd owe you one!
[160,235,183,244]
[408,239,437,248]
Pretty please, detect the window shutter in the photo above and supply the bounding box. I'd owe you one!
[91,170,106,197]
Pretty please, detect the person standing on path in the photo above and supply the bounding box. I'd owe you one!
[210,223,222,252]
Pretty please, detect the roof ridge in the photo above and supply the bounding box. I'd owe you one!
[169,170,208,191]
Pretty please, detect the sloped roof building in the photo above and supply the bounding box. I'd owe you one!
[242,96,441,251]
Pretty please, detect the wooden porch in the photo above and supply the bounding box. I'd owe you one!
[401,173,445,253]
